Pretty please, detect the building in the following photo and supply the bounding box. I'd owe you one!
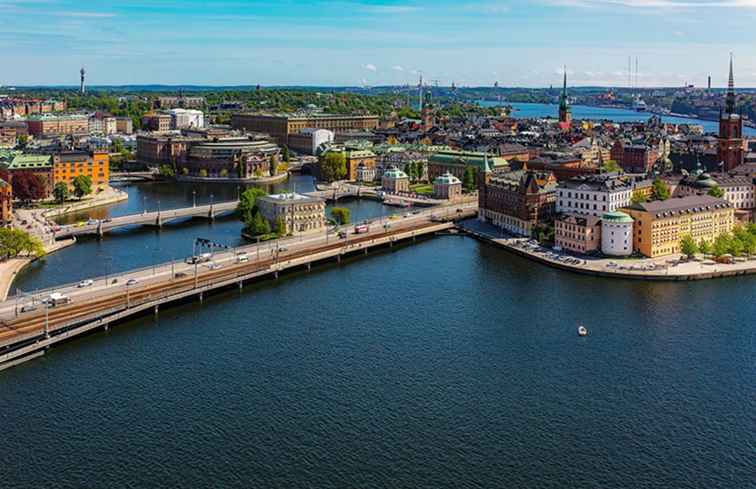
[498,143,530,163]
[0,121,27,148]
[25,115,89,136]
[610,141,660,174]
[52,150,110,191]
[156,96,206,109]
[381,166,410,193]
[600,211,634,257]
[427,150,508,181]
[169,109,204,130]
[0,178,12,226]
[115,117,134,135]
[555,214,601,254]
[1,154,53,196]
[287,128,334,155]
[344,149,377,181]
[433,172,462,200]
[556,174,635,218]
[558,69,572,130]
[718,56,745,172]
[231,113,380,146]
[478,165,557,237]
[0,98,66,119]
[141,113,172,132]
[356,163,377,183]
[136,133,203,165]
[523,154,595,181]
[257,193,326,236]
[185,136,280,179]
[676,172,755,210]
[623,195,734,258]
[89,113,117,135]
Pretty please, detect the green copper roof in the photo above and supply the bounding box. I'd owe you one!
[5,154,52,170]
[429,151,508,170]
[383,167,408,179]
[602,211,634,223]
[434,172,461,185]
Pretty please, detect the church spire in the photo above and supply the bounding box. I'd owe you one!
[726,53,736,114]
[559,66,568,111]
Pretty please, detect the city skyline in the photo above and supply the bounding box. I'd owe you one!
[3,0,756,87]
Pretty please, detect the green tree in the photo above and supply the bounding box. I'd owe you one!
[320,151,347,182]
[274,216,286,236]
[238,187,268,224]
[0,228,45,260]
[651,178,670,201]
[698,239,713,256]
[630,190,648,205]
[331,207,351,225]
[712,233,731,257]
[72,175,92,199]
[707,186,725,198]
[281,146,290,163]
[680,234,698,259]
[247,210,271,236]
[269,154,279,176]
[159,165,175,177]
[199,169,208,177]
[463,166,477,192]
[601,159,622,173]
[52,182,69,204]
[17,134,28,148]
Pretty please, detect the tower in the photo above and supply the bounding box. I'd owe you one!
[80,67,86,95]
[558,67,572,130]
[718,54,744,172]
[421,88,434,130]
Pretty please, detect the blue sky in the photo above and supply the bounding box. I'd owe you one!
[2,0,755,87]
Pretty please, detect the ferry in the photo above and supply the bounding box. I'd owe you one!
[578,325,588,337]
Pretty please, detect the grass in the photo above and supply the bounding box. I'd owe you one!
[410,183,433,195]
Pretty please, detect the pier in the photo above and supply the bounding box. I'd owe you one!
[0,204,477,371]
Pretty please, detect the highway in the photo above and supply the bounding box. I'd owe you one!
[0,202,477,363]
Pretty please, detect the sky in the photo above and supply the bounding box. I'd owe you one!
[2,0,756,87]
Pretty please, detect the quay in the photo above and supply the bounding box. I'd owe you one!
[0,204,477,371]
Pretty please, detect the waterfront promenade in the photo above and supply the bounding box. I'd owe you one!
[460,220,756,281]
[0,203,476,371]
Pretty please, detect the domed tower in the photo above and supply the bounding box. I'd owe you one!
[718,54,744,172]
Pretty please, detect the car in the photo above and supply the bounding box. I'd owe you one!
[236,253,249,263]
[20,304,38,313]
[278,246,288,252]
[126,279,138,286]
[338,231,347,239]
[412,210,421,215]
[174,272,188,278]
[207,262,222,270]
[77,279,94,288]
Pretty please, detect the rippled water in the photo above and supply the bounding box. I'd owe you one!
[2,235,754,488]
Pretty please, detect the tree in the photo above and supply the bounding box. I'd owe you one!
[320,151,347,182]
[707,186,725,198]
[651,178,670,201]
[238,187,267,224]
[601,159,622,173]
[463,166,477,192]
[17,134,28,148]
[630,190,648,205]
[698,239,713,256]
[246,210,271,236]
[0,228,45,260]
[199,169,208,177]
[281,146,290,163]
[53,182,69,204]
[680,234,698,259]
[11,172,47,203]
[331,207,351,225]
[415,161,425,181]
[72,175,92,199]
[274,216,286,236]
[269,154,279,176]
[712,233,731,257]
[159,165,175,177]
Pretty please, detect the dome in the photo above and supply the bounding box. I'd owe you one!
[383,167,408,179]
[602,211,634,224]
[433,172,461,185]
[695,173,718,188]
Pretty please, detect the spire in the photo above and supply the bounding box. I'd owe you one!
[559,66,570,113]
[726,53,736,114]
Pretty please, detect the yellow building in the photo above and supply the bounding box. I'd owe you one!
[52,150,110,191]
[623,195,734,258]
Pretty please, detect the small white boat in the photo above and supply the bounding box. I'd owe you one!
[578,326,588,337]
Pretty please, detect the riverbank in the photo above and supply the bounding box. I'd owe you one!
[176,172,288,185]
[460,219,756,282]
[40,186,129,219]
[0,237,76,300]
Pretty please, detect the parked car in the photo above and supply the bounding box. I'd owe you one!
[77,279,94,288]
[126,279,138,286]
[174,272,188,278]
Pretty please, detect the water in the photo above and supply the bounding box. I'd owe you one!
[1,237,754,488]
[14,177,408,291]
[481,101,756,137]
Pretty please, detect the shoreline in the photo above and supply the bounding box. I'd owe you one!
[175,173,288,184]
[41,187,129,219]
[459,220,756,282]
[0,238,76,300]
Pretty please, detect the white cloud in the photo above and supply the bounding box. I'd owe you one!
[364,63,377,72]
[392,65,404,71]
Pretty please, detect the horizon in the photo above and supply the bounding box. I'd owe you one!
[3,0,755,87]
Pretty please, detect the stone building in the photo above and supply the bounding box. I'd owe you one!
[257,193,326,236]
[0,178,12,226]
[231,113,380,146]
[433,172,462,200]
[381,166,410,193]
[601,211,634,257]
[555,214,601,254]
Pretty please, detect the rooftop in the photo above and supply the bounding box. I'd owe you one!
[626,195,731,217]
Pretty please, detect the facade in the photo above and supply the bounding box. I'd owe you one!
[231,113,380,146]
[257,193,326,236]
[478,167,557,237]
[610,141,660,174]
[156,96,205,109]
[169,109,204,129]
[52,151,110,191]
[433,172,462,200]
[0,99,66,119]
[623,195,734,258]
[89,114,117,135]
[600,211,634,257]
[555,214,601,254]
[556,174,635,217]
[381,166,410,193]
[287,128,334,155]
[356,163,377,183]
[0,121,27,148]
[185,137,279,179]
[427,150,508,181]
[1,154,54,197]
[344,149,377,181]
[141,113,172,132]
[25,115,89,136]
[676,172,755,211]
[0,179,12,226]
[136,134,203,165]
[115,117,134,134]
[718,57,745,172]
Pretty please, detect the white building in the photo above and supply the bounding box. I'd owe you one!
[601,211,634,257]
[169,108,204,129]
[257,193,326,236]
[557,174,635,218]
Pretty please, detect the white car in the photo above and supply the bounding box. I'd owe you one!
[77,279,94,288]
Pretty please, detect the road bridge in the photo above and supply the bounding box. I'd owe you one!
[0,204,477,371]
[110,171,160,182]
[53,200,240,238]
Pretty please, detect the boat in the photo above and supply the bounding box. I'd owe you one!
[578,325,588,337]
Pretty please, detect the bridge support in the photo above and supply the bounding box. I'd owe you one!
[103,323,109,331]
[337,254,341,263]
[364,247,368,255]
[306,262,311,272]
[199,291,203,302]
[155,214,162,228]
[208,206,215,220]
[97,221,104,239]
[239,280,243,290]
[154,304,159,315]
[274,270,279,279]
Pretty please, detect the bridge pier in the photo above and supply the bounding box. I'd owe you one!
[306,262,311,272]
[208,206,215,220]
[238,280,243,290]
[97,221,104,239]
[154,304,159,315]
[155,214,162,228]
[199,291,203,302]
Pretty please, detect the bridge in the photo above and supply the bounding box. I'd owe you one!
[53,200,240,238]
[110,171,160,183]
[0,204,477,371]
